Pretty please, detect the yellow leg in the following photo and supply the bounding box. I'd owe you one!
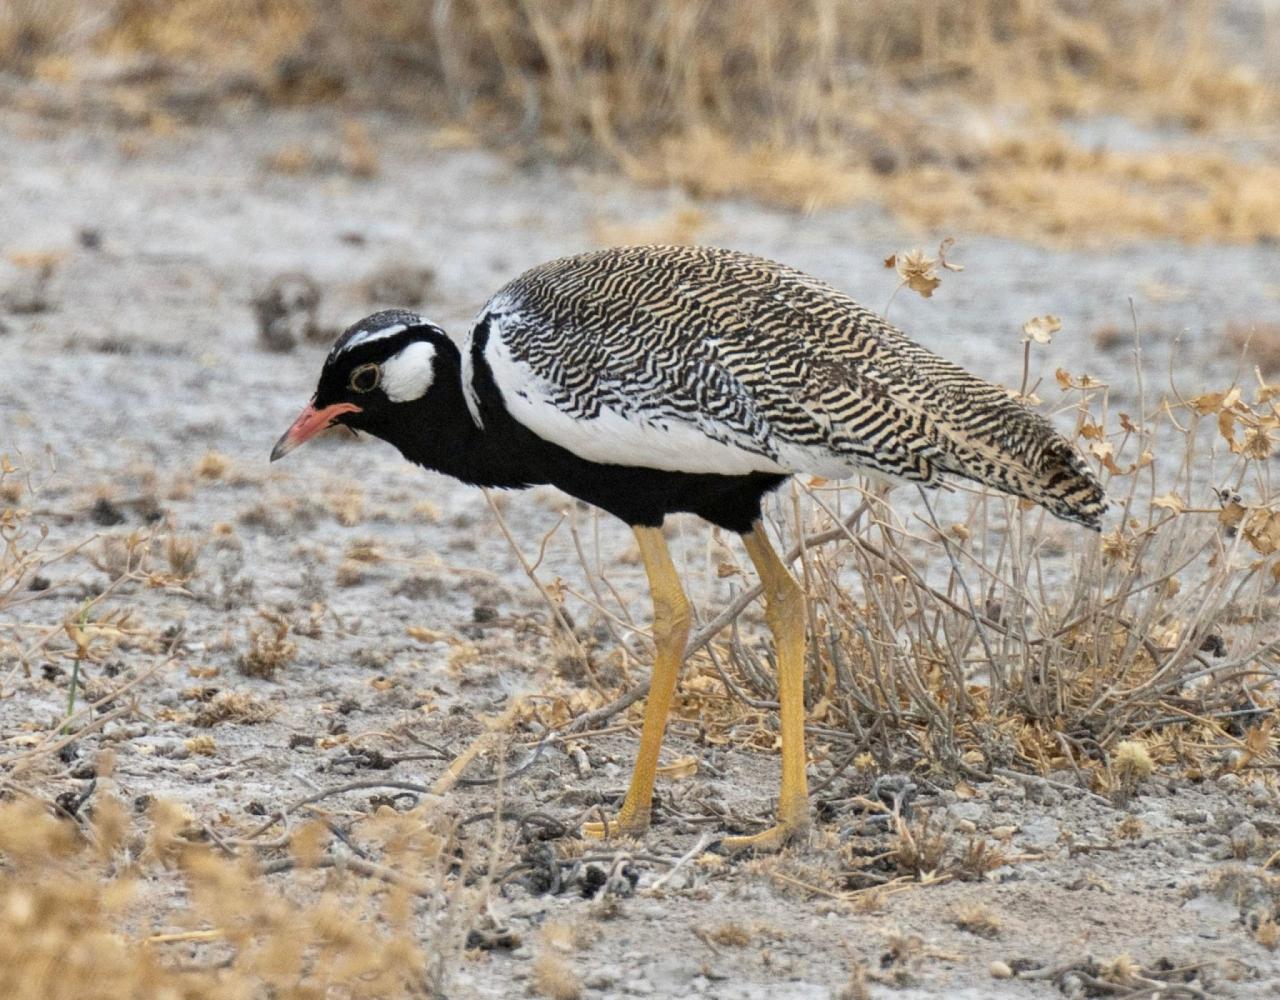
[583,525,690,840]
[722,521,811,851]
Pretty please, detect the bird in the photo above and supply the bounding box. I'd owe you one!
[271,244,1107,851]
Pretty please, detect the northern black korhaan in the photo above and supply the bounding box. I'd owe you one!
[272,244,1107,850]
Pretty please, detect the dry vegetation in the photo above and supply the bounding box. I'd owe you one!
[3,3,1280,996]
[0,794,478,998]
[3,0,1278,241]
[687,343,1280,798]
[10,320,1274,993]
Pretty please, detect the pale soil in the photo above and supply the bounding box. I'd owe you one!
[2,86,1280,999]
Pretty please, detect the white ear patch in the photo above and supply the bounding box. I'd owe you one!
[381,341,437,402]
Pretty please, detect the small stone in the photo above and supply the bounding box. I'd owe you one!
[1025,782,1060,806]
[990,960,1013,979]
[869,147,899,176]
[948,801,984,824]
[1018,816,1060,850]
[253,273,321,353]
[1230,820,1262,859]
[584,966,622,989]
[90,497,126,526]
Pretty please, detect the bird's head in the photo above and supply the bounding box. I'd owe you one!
[271,309,452,462]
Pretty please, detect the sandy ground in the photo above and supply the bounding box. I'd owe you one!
[3,94,1280,998]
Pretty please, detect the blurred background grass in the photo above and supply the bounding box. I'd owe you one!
[3,0,1278,242]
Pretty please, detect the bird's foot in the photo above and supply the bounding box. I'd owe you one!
[581,808,649,841]
[720,809,809,853]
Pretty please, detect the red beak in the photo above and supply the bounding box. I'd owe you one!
[270,401,362,462]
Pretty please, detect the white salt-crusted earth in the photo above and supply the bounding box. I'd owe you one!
[2,98,1279,998]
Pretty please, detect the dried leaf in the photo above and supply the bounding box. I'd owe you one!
[1218,408,1237,447]
[406,625,451,644]
[1244,509,1280,555]
[1056,369,1103,390]
[1079,420,1105,440]
[656,756,698,780]
[1152,493,1186,513]
[1089,440,1126,475]
[895,249,941,298]
[1238,426,1275,460]
[1101,528,1132,563]
[1191,387,1242,415]
[1256,380,1280,405]
[1190,391,1226,414]
[1022,315,1061,345]
[937,237,964,272]
[1219,499,1247,531]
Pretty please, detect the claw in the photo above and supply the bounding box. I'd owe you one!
[581,813,649,841]
[720,819,809,853]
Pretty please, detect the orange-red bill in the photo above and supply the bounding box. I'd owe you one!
[270,401,362,462]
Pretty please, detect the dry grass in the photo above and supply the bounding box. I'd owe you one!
[516,321,1280,806]
[237,609,297,678]
[0,795,490,998]
[950,902,1002,938]
[695,333,1280,791]
[9,0,1278,243]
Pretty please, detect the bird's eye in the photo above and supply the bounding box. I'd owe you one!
[349,363,381,393]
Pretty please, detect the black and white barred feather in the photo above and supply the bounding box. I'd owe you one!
[462,244,1106,528]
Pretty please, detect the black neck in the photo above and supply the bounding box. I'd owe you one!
[352,324,787,533]
[362,336,540,490]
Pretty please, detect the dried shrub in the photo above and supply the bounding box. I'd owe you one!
[950,903,1002,938]
[890,813,948,878]
[88,0,1280,242]
[531,950,582,1000]
[1110,739,1155,789]
[702,332,1280,795]
[192,689,278,727]
[238,610,297,678]
[1,454,47,611]
[195,451,231,480]
[164,532,202,581]
[0,796,462,998]
[0,0,80,71]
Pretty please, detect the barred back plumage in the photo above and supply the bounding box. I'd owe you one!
[469,244,1107,529]
[283,244,1109,848]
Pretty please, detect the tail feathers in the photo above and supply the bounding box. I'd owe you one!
[935,407,1108,530]
[1020,435,1108,530]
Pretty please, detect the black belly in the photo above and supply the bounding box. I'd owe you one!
[544,457,787,534]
